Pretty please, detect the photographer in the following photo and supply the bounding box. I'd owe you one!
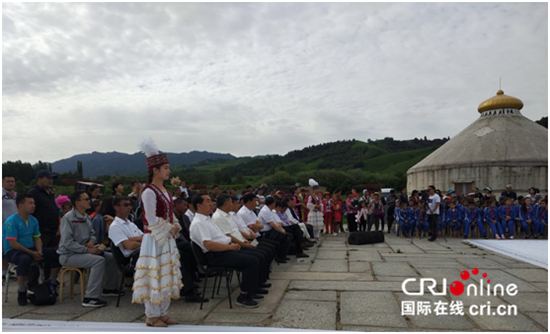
[426,185,441,242]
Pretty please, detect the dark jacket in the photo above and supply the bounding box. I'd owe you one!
[26,185,59,234]
[175,211,191,242]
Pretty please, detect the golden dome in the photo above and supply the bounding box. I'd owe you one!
[478,89,523,113]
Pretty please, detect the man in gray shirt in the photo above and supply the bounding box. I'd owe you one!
[57,191,120,308]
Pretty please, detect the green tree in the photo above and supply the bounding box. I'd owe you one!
[14,181,26,194]
[77,161,83,177]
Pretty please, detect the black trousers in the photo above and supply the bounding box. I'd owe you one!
[359,216,367,231]
[347,214,358,232]
[283,224,304,254]
[367,215,380,231]
[240,248,269,284]
[387,214,395,233]
[205,251,259,294]
[428,214,439,240]
[262,229,292,259]
[305,224,314,239]
[176,240,198,295]
[257,238,278,262]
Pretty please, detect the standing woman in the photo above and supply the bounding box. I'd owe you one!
[306,179,324,239]
[132,137,183,327]
[331,194,342,236]
[291,186,303,223]
[368,193,384,231]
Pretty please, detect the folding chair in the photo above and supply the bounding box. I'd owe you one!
[109,239,137,307]
[190,242,240,310]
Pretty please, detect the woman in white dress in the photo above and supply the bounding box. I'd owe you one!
[306,178,324,239]
[132,137,183,327]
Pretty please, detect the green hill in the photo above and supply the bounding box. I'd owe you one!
[168,137,447,190]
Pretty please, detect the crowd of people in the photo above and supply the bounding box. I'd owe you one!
[2,150,548,325]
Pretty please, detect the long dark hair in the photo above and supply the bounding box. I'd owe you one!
[147,168,154,184]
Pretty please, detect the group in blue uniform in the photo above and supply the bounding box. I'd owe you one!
[393,194,548,240]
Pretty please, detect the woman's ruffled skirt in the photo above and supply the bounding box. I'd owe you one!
[131,234,183,304]
[308,211,325,233]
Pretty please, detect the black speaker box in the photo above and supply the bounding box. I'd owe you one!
[348,231,384,245]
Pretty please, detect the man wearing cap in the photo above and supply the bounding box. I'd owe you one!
[501,185,517,201]
[26,170,59,249]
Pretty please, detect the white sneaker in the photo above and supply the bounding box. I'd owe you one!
[510,236,514,239]
[333,233,338,236]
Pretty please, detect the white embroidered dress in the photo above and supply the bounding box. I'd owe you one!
[306,195,324,238]
[132,184,182,309]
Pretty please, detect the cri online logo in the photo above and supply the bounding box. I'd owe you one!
[402,268,518,297]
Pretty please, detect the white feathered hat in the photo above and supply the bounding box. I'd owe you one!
[139,136,169,169]
[309,178,320,190]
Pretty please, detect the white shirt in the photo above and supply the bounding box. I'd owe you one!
[190,213,231,253]
[258,205,278,232]
[109,216,143,258]
[185,210,195,221]
[238,205,262,237]
[212,209,246,243]
[238,206,258,227]
[428,193,441,215]
[230,211,250,234]
[179,186,190,197]
[285,208,299,225]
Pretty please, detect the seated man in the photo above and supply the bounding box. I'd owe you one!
[190,194,264,308]
[230,197,276,264]
[276,200,313,252]
[3,194,61,306]
[57,191,121,308]
[212,195,273,286]
[283,196,316,243]
[258,197,307,258]
[173,197,208,303]
[273,201,310,257]
[237,194,282,262]
[108,196,143,287]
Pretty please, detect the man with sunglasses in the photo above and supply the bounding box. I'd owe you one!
[57,191,121,308]
[109,197,144,289]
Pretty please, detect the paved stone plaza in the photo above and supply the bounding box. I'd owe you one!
[2,233,548,331]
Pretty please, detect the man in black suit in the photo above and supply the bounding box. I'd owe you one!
[174,198,207,303]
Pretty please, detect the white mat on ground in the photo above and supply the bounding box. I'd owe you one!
[465,239,548,269]
[2,319,328,332]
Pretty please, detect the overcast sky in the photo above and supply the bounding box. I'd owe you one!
[2,2,548,164]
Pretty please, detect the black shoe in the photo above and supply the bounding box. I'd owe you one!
[236,294,258,308]
[251,294,264,302]
[303,242,315,248]
[102,289,125,297]
[283,257,291,261]
[256,288,269,295]
[17,290,27,306]
[261,282,272,288]
[82,297,107,308]
[185,294,209,303]
[428,238,435,242]
[296,253,310,258]
[525,235,531,239]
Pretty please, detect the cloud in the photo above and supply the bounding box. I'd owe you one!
[2,3,547,164]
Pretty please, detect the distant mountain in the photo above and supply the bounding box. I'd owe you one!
[50,151,235,177]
